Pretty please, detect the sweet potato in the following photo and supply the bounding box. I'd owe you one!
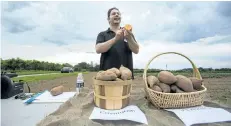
[147,75,159,87]
[189,77,203,90]
[170,85,177,93]
[158,71,177,85]
[176,88,185,93]
[116,78,123,81]
[158,83,171,93]
[50,85,64,96]
[97,70,104,75]
[124,24,132,31]
[96,70,117,81]
[151,85,162,92]
[119,65,132,80]
[170,85,184,93]
[107,68,121,77]
[175,75,194,92]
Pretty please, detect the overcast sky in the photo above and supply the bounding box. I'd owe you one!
[1,1,231,70]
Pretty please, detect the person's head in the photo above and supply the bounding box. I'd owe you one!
[107,7,121,26]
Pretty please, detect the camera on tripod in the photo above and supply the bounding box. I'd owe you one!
[1,72,24,99]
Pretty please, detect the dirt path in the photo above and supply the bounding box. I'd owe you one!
[24,72,231,107]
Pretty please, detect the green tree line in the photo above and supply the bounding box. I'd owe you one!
[1,58,231,72]
[133,67,231,73]
[1,58,100,72]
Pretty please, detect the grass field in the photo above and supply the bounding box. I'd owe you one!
[12,72,88,83]
[4,70,60,75]
[10,69,231,84]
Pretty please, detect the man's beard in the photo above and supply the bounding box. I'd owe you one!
[112,19,121,25]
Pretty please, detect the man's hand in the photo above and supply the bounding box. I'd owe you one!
[114,29,124,41]
[122,28,139,54]
[123,28,133,40]
[95,29,125,54]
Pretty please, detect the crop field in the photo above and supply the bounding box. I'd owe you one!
[3,70,60,75]
[15,71,231,108]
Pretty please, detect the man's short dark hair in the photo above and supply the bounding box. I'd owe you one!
[107,7,119,18]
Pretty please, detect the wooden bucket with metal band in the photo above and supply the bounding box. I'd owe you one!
[92,77,132,110]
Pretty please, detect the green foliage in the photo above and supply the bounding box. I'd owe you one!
[1,57,230,75]
[135,71,231,78]
[133,67,231,73]
[14,70,59,75]
[1,58,100,72]
[12,72,81,83]
[73,62,99,71]
[1,58,63,71]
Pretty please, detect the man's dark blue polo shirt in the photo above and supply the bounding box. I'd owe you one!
[96,28,134,79]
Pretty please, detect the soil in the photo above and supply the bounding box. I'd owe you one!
[35,72,231,126]
[25,72,231,107]
[24,72,97,93]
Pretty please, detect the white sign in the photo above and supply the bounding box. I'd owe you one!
[166,105,231,126]
[89,105,148,125]
[23,90,76,103]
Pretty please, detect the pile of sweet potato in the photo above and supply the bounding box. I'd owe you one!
[95,65,132,81]
[147,71,204,93]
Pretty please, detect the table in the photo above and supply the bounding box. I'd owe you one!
[1,96,62,126]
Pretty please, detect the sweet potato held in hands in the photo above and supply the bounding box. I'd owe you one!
[124,24,132,31]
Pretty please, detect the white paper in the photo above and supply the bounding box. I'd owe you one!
[89,105,148,125]
[36,91,76,100]
[32,99,70,103]
[23,90,77,103]
[166,105,231,126]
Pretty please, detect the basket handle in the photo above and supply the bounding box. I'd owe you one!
[143,52,202,88]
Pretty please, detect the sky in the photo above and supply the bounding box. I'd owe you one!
[1,1,231,70]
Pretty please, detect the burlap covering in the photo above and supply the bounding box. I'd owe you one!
[37,87,231,126]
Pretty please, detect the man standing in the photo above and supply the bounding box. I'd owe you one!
[95,7,139,79]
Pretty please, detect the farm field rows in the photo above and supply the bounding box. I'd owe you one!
[21,71,231,107]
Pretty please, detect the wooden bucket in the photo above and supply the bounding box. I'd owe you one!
[143,52,207,109]
[92,77,132,110]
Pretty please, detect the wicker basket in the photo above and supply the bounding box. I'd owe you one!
[92,77,132,110]
[143,52,207,109]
